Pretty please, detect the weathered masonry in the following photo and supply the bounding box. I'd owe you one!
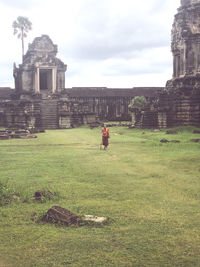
[155,0,200,128]
[13,35,66,95]
[129,0,200,128]
[1,0,200,129]
[0,35,160,129]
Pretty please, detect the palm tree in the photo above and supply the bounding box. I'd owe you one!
[12,16,32,62]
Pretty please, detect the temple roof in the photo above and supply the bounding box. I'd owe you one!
[64,87,162,98]
[181,0,200,5]
[0,87,163,100]
[26,35,57,54]
[22,35,66,69]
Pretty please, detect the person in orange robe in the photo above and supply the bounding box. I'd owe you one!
[102,124,110,150]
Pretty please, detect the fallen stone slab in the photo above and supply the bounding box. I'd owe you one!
[15,130,29,134]
[11,134,24,138]
[152,129,161,132]
[0,134,10,140]
[11,133,37,139]
[193,130,200,134]
[83,215,108,224]
[5,129,12,134]
[19,134,37,139]
[42,206,81,225]
[190,139,200,143]
[166,130,178,134]
[160,139,169,143]
[41,206,108,227]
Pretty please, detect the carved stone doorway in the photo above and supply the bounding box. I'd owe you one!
[39,69,52,91]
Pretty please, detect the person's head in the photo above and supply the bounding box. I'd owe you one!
[104,124,107,128]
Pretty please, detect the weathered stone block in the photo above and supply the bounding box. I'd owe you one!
[42,206,81,225]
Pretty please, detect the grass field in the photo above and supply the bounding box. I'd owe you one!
[0,126,200,267]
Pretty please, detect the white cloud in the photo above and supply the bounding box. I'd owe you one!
[0,0,180,88]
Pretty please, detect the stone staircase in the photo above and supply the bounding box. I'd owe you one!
[142,111,157,128]
[40,100,58,129]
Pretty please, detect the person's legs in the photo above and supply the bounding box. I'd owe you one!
[103,137,108,150]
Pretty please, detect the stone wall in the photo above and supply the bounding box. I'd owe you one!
[0,86,160,129]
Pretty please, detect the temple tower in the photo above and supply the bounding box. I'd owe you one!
[14,35,67,95]
[172,0,200,78]
[157,0,200,127]
[10,35,97,130]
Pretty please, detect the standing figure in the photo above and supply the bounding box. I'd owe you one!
[102,124,110,150]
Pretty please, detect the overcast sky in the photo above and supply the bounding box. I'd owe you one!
[0,0,180,88]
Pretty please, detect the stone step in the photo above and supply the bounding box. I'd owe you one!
[40,100,58,129]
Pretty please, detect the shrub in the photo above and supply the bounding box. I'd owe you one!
[128,96,147,111]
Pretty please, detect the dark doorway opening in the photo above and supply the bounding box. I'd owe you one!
[39,69,52,91]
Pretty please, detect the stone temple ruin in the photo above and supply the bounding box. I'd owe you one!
[0,35,160,130]
[0,0,200,130]
[156,0,200,127]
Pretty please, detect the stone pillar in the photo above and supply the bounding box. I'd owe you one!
[52,68,57,93]
[131,111,136,126]
[35,67,40,93]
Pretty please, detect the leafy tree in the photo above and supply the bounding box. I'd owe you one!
[12,16,32,62]
[128,96,147,111]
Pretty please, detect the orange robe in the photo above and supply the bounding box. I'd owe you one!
[102,127,110,147]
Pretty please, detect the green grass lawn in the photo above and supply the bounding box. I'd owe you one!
[0,126,200,267]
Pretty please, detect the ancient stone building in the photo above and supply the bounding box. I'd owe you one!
[13,35,66,95]
[156,0,200,127]
[2,0,199,130]
[0,35,160,130]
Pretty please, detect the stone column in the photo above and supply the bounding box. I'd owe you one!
[35,67,40,93]
[131,111,136,126]
[52,68,57,93]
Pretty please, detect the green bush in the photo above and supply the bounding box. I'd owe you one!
[129,96,147,110]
